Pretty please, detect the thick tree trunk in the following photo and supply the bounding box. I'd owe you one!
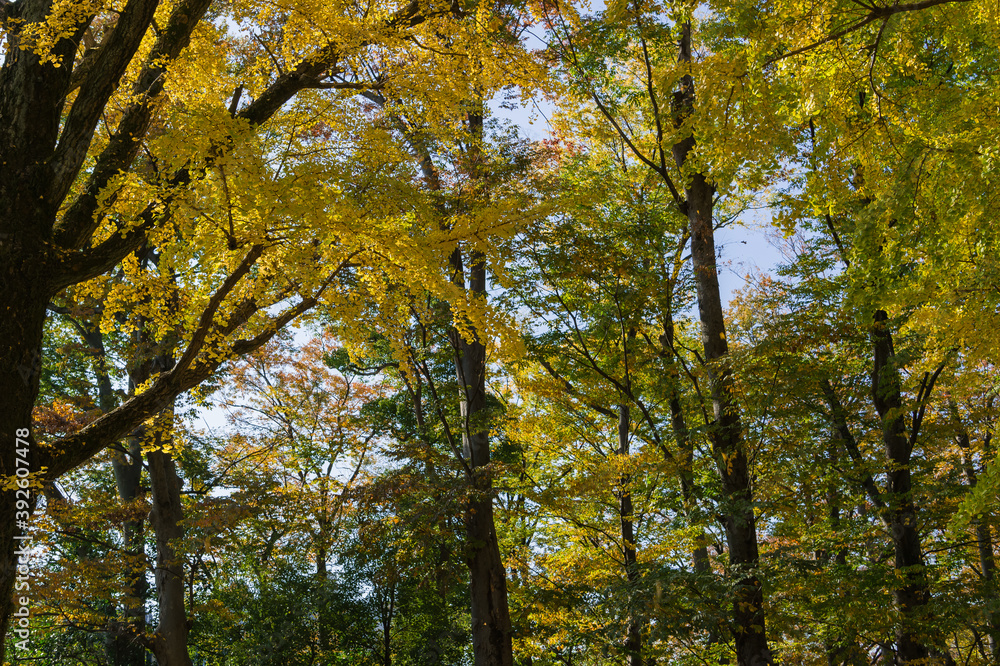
[671,22,772,666]
[0,291,49,665]
[147,410,192,666]
[870,310,931,664]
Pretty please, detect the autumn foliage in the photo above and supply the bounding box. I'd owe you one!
[3,0,1000,664]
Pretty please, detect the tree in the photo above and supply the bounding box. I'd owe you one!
[502,146,728,662]
[537,3,783,661]
[0,0,538,656]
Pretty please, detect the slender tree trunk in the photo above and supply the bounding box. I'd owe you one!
[662,315,710,576]
[94,324,148,666]
[619,400,642,666]
[448,101,514,666]
[379,86,513,666]
[109,434,148,666]
[381,581,396,666]
[147,408,192,666]
[870,310,931,664]
[318,541,332,651]
[671,21,772,666]
[949,400,1000,661]
[452,245,514,666]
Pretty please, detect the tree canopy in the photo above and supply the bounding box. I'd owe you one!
[2,0,999,664]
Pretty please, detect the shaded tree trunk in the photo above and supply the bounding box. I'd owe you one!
[380,580,396,666]
[452,243,514,666]
[671,21,772,666]
[661,314,710,576]
[949,400,1000,662]
[617,325,643,666]
[110,439,149,666]
[618,385,642,666]
[97,321,149,666]
[147,407,192,666]
[0,278,49,665]
[870,310,931,664]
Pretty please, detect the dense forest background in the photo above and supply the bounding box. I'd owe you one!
[1,0,998,664]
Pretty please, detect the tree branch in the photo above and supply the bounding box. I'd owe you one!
[52,0,216,250]
[48,0,160,207]
[766,0,974,64]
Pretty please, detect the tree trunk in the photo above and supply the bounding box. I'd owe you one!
[949,400,1000,662]
[147,409,192,666]
[662,315,710,576]
[451,243,514,666]
[318,542,331,650]
[671,21,772,666]
[617,325,643,666]
[107,433,149,665]
[447,98,514,666]
[97,323,148,666]
[619,400,642,666]
[381,580,396,666]
[0,288,48,664]
[870,310,931,664]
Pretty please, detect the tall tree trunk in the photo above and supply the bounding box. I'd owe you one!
[446,98,514,666]
[870,310,931,664]
[618,326,642,666]
[619,401,642,666]
[381,580,396,666]
[0,27,82,661]
[87,320,148,666]
[110,434,149,666]
[452,243,514,666]
[318,541,331,650]
[147,407,192,666]
[370,84,514,666]
[0,283,48,665]
[949,400,1000,661]
[671,21,772,666]
[661,314,710,576]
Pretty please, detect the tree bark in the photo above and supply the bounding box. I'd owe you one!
[380,580,396,666]
[661,314,711,576]
[870,310,931,664]
[949,400,1000,662]
[671,21,772,666]
[0,280,49,665]
[147,409,193,666]
[452,244,515,666]
[112,408,148,663]
[619,400,643,666]
[109,433,149,666]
